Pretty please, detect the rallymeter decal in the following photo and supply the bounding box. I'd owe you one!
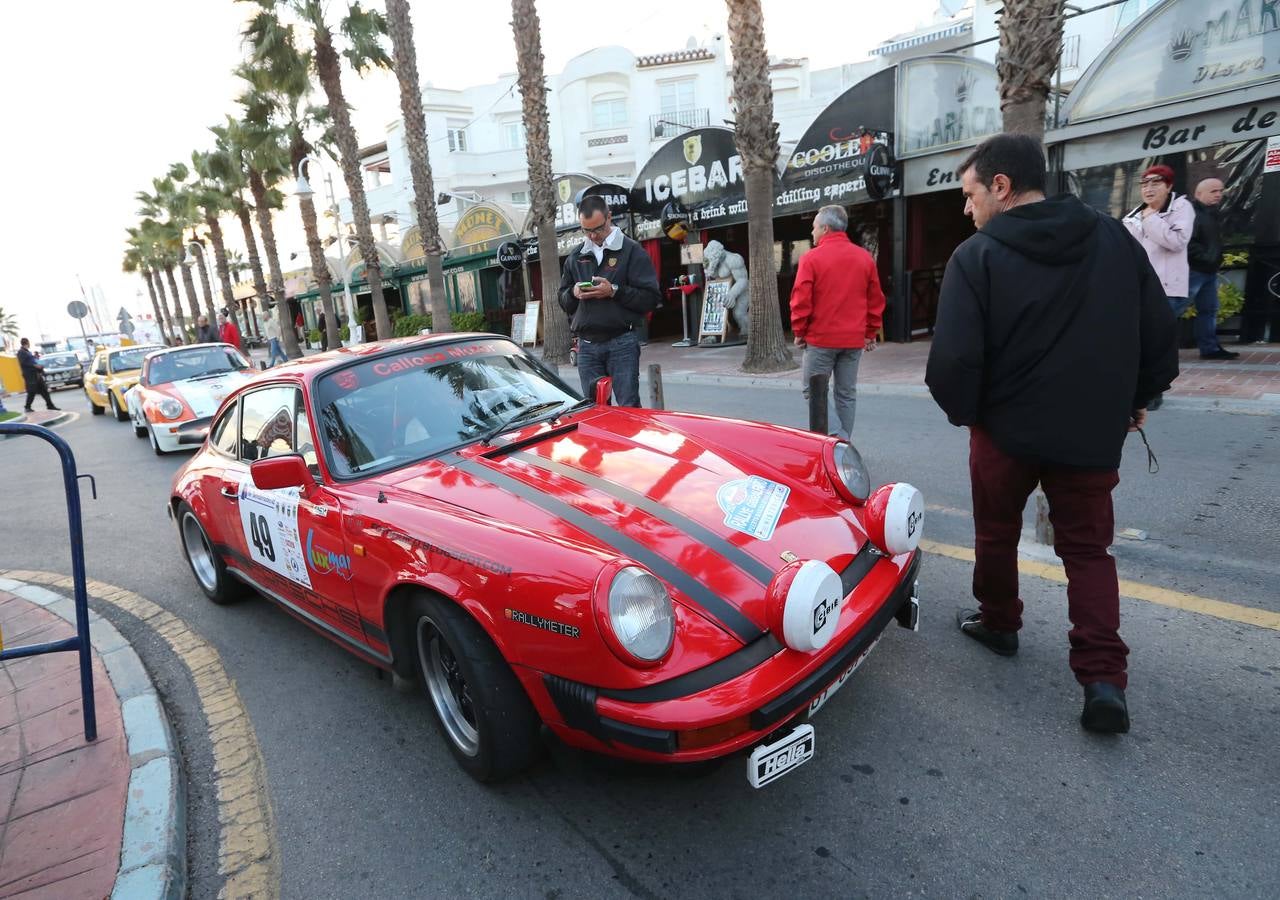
[505,608,580,638]
[717,476,789,541]
[238,477,312,588]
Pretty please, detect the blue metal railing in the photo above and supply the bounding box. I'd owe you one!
[0,422,98,741]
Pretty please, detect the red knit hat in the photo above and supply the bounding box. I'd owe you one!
[1141,164,1175,184]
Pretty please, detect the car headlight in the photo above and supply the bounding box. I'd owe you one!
[602,566,674,666]
[157,398,184,420]
[826,441,871,504]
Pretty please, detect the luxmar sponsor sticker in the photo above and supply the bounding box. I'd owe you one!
[717,475,789,541]
[306,528,353,580]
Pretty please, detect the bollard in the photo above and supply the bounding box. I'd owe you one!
[648,363,664,410]
[808,374,829,435]
[1034,489,1054,545]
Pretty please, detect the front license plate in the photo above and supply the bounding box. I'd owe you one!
[807,635,882,719]
[747,724,815,789]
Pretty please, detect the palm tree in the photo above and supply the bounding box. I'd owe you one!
[726,0,794,373]
[511,0,570,364]
[238,35,342,351]
[0,307,19,340]
[134,215,187,343]
[996,0,1064,138]
[211,119,277,346]
[140,177,203,330]
[243,1,394,342]
[162,163,221,328]
[386,0,449,332]
[122,241,170,344]
[191,149,244,333]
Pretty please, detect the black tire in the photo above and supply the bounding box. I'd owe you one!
[176,502,246,605]
[134,416,147,438]
[410,594,541,782]
[88,391,104,415]
[109,392,128,422]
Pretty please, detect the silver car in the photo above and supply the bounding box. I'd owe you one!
[39,351,85,390]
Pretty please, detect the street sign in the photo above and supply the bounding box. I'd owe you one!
[117,307,133,322]
[67,301,89,319]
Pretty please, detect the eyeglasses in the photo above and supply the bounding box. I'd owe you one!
[582,222,611,237]
[1139,176,1168,186]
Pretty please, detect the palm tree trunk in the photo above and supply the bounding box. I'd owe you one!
[178,257,202,331]
[248,169,302,359]
[206,214,241,333]
[191,241,218,327]
[299,193,340,349]
[163,265,188,343]
[313,23,390,342]
[140,267,170,344]
[727,0,795,373]
[236,203,269,340]
[150,268,176,343]
[997,0,1063,139]
[511,0,570,364]
[387,0,450,334]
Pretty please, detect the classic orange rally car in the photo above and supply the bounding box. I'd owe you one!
[126,343,257,454]
[170,335,923,786]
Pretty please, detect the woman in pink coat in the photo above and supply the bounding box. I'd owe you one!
[1122,164,1193,408]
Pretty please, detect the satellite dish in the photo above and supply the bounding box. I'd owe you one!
[939,0,966,16]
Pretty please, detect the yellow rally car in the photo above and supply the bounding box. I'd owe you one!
[84,344,164,420]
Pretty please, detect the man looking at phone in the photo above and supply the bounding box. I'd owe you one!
[558,195,660,406]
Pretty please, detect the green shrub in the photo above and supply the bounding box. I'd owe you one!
[451,312,487,332]
[1180,278,1246,323]
[308,329,321,344]
[393,314,432,337]
[391,311,489,336]
[339,324,350,342]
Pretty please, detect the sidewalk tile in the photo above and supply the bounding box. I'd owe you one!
[7,734,126,820]
[0,786,122,897]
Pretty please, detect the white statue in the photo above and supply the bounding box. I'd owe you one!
[702,240,750,336]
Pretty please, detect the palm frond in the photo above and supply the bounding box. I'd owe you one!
[341,3,391,72]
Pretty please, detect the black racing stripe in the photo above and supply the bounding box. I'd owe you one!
[511,450,778,587]
[450,456,762,643]
[598,542,880,704]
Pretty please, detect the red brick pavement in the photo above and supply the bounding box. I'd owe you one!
[0,591,127,900]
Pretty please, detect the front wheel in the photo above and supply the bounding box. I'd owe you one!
[177,502,246,605]
[88,391,104,415]
[412,595,541,782]
[109,392,128,422]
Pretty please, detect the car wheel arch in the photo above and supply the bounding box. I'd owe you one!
[382,583,518,682]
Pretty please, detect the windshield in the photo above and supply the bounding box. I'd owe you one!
[42,353,79,367]
[146,346,250,386]
[109,346,161,374]
[313,339,581,478]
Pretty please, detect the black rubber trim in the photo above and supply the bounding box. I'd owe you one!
[361,620,389,646]
[511,450,777,587]
[598,542,879,704]
[449,456,762,643]
[480,422,579,458]
[599,717,677,754]
[544,675,676,753]
[748,551,921,731]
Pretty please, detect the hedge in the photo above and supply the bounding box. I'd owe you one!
[392,311,488,337]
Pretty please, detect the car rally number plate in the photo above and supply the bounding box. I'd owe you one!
[238,477,312,589]
[807,635,882,719]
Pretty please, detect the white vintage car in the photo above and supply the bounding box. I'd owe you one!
[126,343,258,454]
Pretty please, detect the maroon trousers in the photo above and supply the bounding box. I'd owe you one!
[969,427,1129,688]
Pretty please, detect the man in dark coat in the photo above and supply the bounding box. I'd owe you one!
[558,195,660,406]
[194,315,218,344]
[925,134,1178,734]
[17,338,59,412]
[1187,178,1238,360]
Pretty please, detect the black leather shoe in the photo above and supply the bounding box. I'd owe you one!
[956,609,1018,656]
[1200,348,1239,360]
[1080,682,1130,734]
[46,405,59,411]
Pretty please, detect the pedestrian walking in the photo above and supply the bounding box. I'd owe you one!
[925,134,1178,734]
[262,312,288,367]
[1188,178,1239,361]
[558,195,660,407]
[317,311,328,351]
[1122,164,1194,408]
[218,313,242,351]
[194,315,218,344]
[16,338,59,412]
[789,204,885,439]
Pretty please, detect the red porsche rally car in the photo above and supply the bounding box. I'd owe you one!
[170,335,923,786]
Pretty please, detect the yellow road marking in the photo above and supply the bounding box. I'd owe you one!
[1,569,280,900]
[918,540,1280,632]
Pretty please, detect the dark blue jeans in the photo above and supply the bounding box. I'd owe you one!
[577,330,641,407]
[1188,270,1223,355]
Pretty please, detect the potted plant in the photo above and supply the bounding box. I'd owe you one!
[1180,251,1247,347]
[307,328,322,349]
[339,324,352,348]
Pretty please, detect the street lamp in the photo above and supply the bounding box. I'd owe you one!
[295,155,362,343]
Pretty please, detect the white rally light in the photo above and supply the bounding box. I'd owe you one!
[158,398,184,420]
[881,483,924,555]
[608,566,674,662]
[781,560,843,652]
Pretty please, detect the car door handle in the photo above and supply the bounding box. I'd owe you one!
[220,486,239,499]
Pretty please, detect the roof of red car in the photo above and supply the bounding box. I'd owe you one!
[265,333,511,380]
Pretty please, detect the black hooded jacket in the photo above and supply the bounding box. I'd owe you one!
[926,193,1178,469]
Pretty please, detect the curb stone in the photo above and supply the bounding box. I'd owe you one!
[9,578,187,900]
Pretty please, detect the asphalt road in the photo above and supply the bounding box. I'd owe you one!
[2,383,1277,898]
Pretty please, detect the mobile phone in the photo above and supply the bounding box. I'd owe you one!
[577,281,595,289]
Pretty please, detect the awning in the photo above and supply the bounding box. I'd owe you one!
[869,21,971,57]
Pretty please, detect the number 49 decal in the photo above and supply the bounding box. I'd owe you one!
[249,513,276,562]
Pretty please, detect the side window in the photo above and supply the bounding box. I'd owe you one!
[295,395,318,471]
[210,402,238,456]
[94,355,108,376]
[239,387,298,462]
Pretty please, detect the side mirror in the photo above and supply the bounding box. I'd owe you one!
[593,376,613,406]
[250,455,312,491]
[257,361,267,371]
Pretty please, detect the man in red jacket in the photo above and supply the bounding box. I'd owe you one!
[218,313,242,350]
[790,204,885,438]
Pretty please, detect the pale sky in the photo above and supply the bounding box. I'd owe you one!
[0,0,945,342]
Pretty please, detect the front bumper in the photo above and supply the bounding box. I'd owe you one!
[151,417,210,452]
[535,549,921,761]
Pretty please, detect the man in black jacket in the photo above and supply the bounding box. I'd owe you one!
[558,196,660,406]
[17,338,59,412]
[926,134,1177,734]
[1188,178,1238,360]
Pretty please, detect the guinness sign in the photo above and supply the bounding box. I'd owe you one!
[496,241,524,271]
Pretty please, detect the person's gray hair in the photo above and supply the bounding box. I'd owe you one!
[815,205,848,232]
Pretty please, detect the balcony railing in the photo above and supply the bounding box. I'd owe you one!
[650,108,711,140]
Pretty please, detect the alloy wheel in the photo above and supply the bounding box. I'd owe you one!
[181,512,218,592]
